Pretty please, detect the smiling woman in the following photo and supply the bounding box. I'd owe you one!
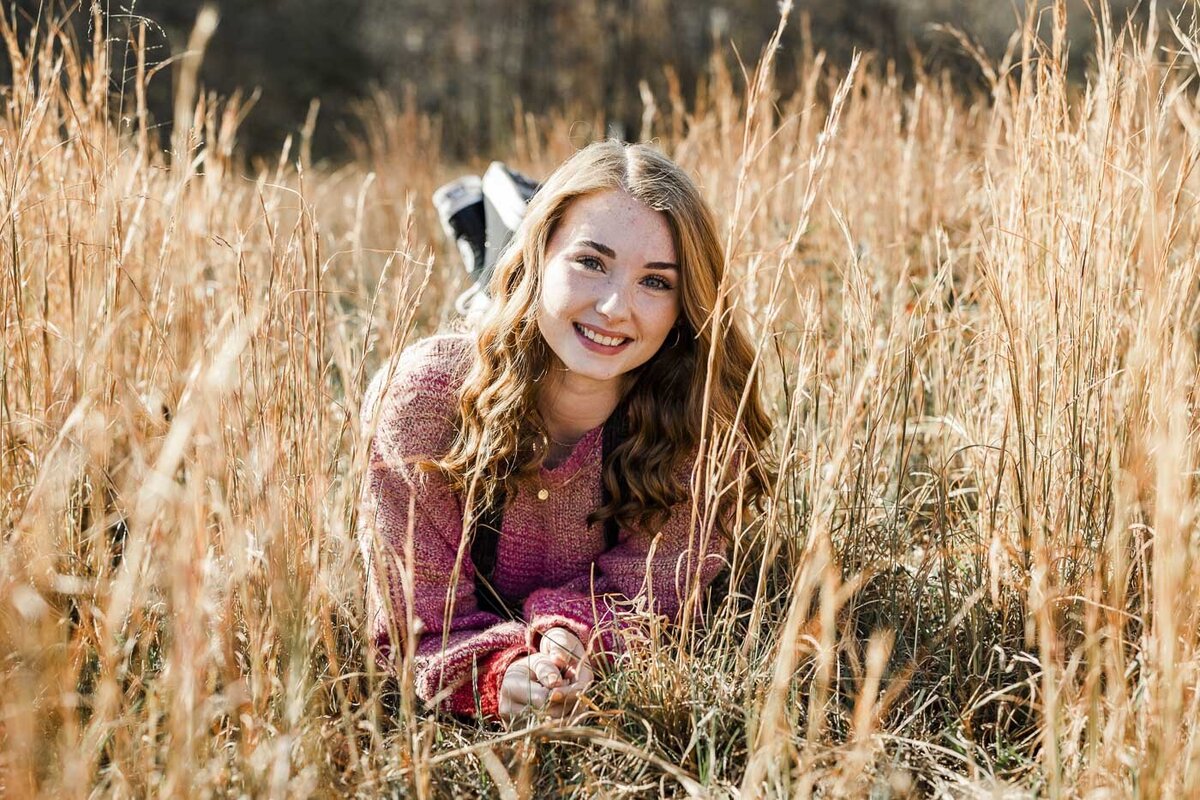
[357,140,772,722]
[540,191,680,375]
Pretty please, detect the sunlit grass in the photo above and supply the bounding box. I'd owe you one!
[2,2,1200,797]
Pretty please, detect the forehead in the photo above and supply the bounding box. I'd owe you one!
[551,189,676,263]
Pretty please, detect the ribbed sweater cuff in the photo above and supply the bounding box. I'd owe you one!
[414,621,527,716]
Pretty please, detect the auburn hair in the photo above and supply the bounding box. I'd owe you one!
[434,140,771,535]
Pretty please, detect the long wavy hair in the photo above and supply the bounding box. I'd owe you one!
[435,140,771,535]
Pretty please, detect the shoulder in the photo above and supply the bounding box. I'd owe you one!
[361,333,475,443]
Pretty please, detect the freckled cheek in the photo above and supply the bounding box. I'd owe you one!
[635,295,682,335]
[540,267,591,317]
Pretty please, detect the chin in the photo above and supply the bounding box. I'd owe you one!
[563,358,627,383]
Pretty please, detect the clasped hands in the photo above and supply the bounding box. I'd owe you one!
[498,625,594,722]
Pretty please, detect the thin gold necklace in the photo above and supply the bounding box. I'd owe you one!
[535,433,591,501]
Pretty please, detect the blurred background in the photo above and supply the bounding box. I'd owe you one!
[1,0,1174,161]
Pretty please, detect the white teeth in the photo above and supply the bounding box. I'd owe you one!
[577,324,627,347]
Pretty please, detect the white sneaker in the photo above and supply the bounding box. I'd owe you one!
[481,162,539,272]
[432,175,486,279]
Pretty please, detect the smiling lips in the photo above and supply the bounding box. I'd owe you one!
[573,322,632,350]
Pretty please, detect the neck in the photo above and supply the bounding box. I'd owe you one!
[537,364,628,445]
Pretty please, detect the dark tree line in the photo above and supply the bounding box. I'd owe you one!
[1,0,1170,162]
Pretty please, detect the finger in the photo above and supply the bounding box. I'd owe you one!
[543,697,586,723]
[500,694,534,721]
[527,653,565,688]
[500,694,526,721]
[502,675,551,707]
[558,657,594,686]
[508,656,561,690]
[541,629,584,662]
[544,650,574,675]
[501,698,546,723]
[542,633,588,671]
[548,672,593,703]
[551,682,589,703]
[547,649,588,678]
[570,660,594,685]
[547,682,582,704]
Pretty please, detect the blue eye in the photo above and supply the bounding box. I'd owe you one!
[642,275,674,291]
[577,255,604,271]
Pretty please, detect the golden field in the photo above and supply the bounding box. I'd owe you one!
[3,3,1200,797]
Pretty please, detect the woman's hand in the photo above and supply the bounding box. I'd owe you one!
[498,627,595,722]
[538,626,594,699]
[539,626,590,671]
[499,652,579,722]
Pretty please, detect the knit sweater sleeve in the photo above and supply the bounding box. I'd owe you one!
[358,335,531,718]
[523,457,732,658]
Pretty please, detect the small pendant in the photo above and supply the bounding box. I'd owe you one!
[537,488,549,501]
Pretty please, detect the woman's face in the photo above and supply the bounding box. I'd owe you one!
[536,189,682,388]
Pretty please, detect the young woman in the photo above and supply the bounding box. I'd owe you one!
[358,140,771,721]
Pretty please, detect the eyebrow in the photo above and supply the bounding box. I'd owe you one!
[578,239,679,272]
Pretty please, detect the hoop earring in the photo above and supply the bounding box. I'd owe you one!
[531,336,549,381]
[666,326,682,348]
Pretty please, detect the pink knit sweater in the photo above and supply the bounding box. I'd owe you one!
[357,334,728,718]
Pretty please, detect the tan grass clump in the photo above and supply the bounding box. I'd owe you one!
[2,2,1200,797]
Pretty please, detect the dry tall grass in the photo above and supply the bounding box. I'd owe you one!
[3,2,1200,797]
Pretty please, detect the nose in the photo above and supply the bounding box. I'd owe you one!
[595,279,632,321]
